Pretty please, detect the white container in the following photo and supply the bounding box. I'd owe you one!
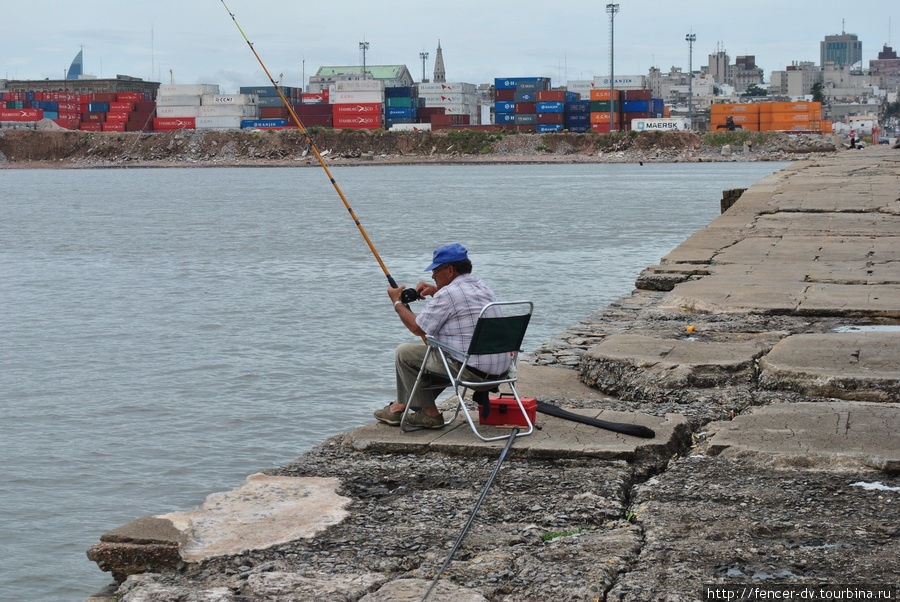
[198,105,259,117]
[158,84,220,96]
[156,95,201,107]
[440,104,477,115]
[389,123,432,131]
[592,75,647,90]
[156,105,201,117]
[329,90,384,104]
[631,118,690,131]
[201,94,257,105]
[417,82,476,94]
[195,116,242,129]
[331,79,385,92]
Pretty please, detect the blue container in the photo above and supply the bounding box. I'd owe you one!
[32,101,59,111]
[513,90,535,102]
[652,98,664,117]
[241,119,287,128]
[25,92,35,101]
[565,91,580,103]
[623,100,650,113]
[567,126,589,133]
[240,86,282,97]
[386,107,416,119]
[494,101,515,114]
[536,101,564,113]
[257,97,285,107]
[385,86,414,98]
[565,101,590,114]
[88,102,109,113]
[537,124,564,133]
[515,82,543,92]
[386,117,415,126]
[494,77,548,90]
[495,113,516,124]
[43,111,59,120]
[565,114,589,125]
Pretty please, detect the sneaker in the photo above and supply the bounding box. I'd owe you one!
[374,405,403,426]
[404,410,445,429]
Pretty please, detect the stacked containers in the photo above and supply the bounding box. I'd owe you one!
[589,89,622,132]
[239,86,301,121]
[535,90,569,133]
[709,103,760,131]
[331,80,384,130]
[154,84,220,131]
[418,82,477,126]
[759,102,823,131]
[565,98,589,133]
[384,86,417,129]
[494,78,550,130]
[622,89,652,130]
[198,94,258,130]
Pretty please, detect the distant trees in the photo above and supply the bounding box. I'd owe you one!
[811,82,824,103]
[744,84,767,97]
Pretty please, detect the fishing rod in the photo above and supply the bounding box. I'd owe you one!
[219,0,419,306]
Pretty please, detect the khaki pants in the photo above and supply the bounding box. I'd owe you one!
[395,342,488,410]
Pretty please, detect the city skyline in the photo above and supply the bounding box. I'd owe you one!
[2,0,897,92]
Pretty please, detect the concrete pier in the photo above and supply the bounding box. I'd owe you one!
[87,148,899,602]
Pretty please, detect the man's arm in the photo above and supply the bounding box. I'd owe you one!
[388,285,427,336]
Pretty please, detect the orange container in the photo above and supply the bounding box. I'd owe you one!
[710,103,758,115]
[590,111,620,124]
[589,89,622,101]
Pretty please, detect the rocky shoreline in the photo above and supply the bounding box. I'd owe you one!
[84,147,898,601]
[0,128,839,169]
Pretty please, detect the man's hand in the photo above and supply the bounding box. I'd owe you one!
[415,281,438,297]
[387,284,404,303]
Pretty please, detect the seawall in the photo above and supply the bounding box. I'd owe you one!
[86,147,898,601]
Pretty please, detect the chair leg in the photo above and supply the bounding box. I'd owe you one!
[400,346,450,432]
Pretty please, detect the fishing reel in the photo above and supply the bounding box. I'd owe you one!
[400,287,422,304]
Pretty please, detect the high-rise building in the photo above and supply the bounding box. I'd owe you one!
[730,55,764,94]
[820,33,862,68]
[869,45,900,89]
[708,48,729,85]
[433,41,446,83]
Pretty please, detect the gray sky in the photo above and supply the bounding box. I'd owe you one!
[3,1,897,92]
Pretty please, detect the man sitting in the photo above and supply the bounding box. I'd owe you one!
[374,243,509,429]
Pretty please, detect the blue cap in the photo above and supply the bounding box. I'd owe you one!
[425,243,468,271]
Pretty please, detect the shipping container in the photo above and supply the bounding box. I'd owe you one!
[159,84,219,96]
[42,111,59,120]
[590,112,620,124]
[257,96,287,107]
[515,102,536,114]
[494,101,515,113]
[592,75,646,89]
[589,101,620,112]
[297,115,333,127]
[201,94,258,105]
[385,86,415,98]
[82,112,105,122]
[331,80,384,92]
[632,118,690,131]
[494,77,549,90]
[153,117,196,130]
[333,114,382,129]
[102,122,126,131]
[418,82,476,94]
[389,122,432,131]
[566,101,590,114]
[294,103,333,116]
[494,89,515,101]
[495,113,516,124]
[242,119,288,128]
[537,124,564,133]
[109,101,134,112]
[79,122,102,131]
[157,95,201,107]
[536,90,566,102]
[196,116,242,129]
[385,96,415,109]
[623,100,650,113]
[566,126,589,133]
[386,107,416,119]
[301,92,329,104]
[260,107,288,119]
[537,113,564,124]
[565,114,589,125]
[514,114,537,125]
[105,113,129,123]
[332,102,383,115]
[513,90,535,102]
[91,93,117,103]
[116,92,144,102]
[591,122,612,133]
[589,89,622,101]
[535,101,564,113]
[87,102,109,113]
[198,105,259,117]
[624,89,652,101]
[329,90,383,104]
[709,103,758,115]
[156,105,201,118]
[135,101,157,113]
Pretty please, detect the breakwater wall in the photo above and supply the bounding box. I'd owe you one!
[86,148,898,602]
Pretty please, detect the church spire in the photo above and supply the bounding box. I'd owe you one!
[433,40,446,83]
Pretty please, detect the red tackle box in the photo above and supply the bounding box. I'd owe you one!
[478,394,537,427]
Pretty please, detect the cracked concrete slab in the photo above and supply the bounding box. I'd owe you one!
[706,401,900,471]
[759,332,900,401]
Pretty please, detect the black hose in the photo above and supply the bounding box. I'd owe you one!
[536,401,655,438]
[421,428,519,601]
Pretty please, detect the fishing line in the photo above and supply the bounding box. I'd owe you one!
[219,0,404,291]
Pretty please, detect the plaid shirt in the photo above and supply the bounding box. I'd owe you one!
[415,274,511,376]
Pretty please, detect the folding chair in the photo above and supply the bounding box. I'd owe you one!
[400,301,534,441]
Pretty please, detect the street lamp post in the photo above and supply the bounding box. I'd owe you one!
[419,51,429,83]
[606,3,620,132]
[359,41,370,79]
[685,33,696,129]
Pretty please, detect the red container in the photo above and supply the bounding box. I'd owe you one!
[260,107,288,118]
[153,117,195,131]
[297,115,332,127]
[536,90,566,102]
[134,101,156,112]
[333,114,382,129]
[537,113,564,124]
[479,394,537,427]
[102,122,126,131]
[82,112,106,122]
[332,102,382,116]
[105,112,129,123]
[126,121,153,132]
[494,88,515,101]
[624,89,652,101]
[418,107,446,118]
[79,122,102,131]
[116,92,143,102]
[591,122,614,133]
[57,102,80,113]
[52,117,79,130]
[0,108,42,121]
[91,93,117,103]
[109,102,134,112]
[294,103,333,116]
[79,94,92,103]
[301,92,328,103]
[624,111,650,119]
[515,102,536,114]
